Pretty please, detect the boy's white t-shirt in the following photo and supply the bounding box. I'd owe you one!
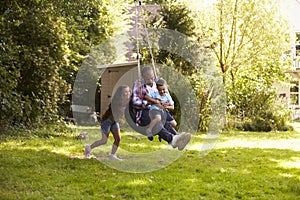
[146,82,157,96]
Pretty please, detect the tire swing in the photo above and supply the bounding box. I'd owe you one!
[124,0,159,136]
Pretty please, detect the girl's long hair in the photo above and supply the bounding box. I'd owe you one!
[101,85,130,122]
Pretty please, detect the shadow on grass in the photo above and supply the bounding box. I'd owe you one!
[182,147,300,199]
[0,144,300,199]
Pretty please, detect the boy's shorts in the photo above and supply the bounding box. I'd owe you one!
[101,119,119,134]
[166,110,175,122]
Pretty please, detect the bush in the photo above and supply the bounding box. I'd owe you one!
[241,108,292,132]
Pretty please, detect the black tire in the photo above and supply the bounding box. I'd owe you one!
[124,100,148,136]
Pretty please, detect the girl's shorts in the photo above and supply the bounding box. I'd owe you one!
[101,119,119,134]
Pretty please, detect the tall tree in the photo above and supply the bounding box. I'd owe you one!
[192,0,292,128]
[51,0,129,117]
[146,0,198,74]
[0,0,129,130]
[0,0,70,128]
[140,0,218,131]
[194,0,291,85]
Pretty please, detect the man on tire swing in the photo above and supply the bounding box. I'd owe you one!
[132,66,191,151]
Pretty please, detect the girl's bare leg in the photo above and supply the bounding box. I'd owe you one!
[110,128,121,155]
[90,132,108,149]
[85,132,108,158]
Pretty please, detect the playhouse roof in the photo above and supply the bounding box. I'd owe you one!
[96,61,138,70]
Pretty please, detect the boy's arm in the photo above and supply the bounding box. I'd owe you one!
[145,94,161,105]
[163,93,174,110]
[163,103,174,110]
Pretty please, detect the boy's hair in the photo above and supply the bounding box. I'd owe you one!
[156,78,167,86]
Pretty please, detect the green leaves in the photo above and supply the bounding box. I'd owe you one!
[191,0,291,130]
[0,0,128,131]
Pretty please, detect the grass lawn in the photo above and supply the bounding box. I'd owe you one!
[0,124,300,199]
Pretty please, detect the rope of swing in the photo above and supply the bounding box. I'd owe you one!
[139,0,158,80]
[135,0,158,80]
[134,0,141,84]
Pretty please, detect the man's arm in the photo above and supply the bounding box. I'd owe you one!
[144,94,161,105]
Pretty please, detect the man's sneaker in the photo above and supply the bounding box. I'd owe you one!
[84,145,91,158]
[171,134,181,148]
[177,132,191,151]
[109,154,123,161]
[146,129,153,141]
